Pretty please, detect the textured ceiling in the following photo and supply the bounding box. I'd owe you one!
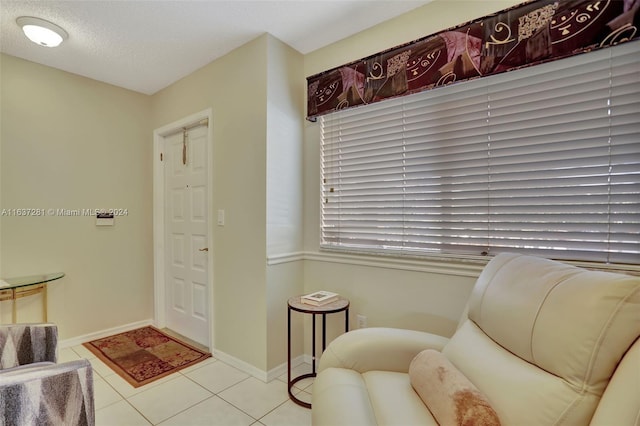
[0,0,431,95]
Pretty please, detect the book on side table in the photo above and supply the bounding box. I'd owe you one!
[301,290,339,306]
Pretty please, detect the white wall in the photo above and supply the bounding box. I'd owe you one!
[0,54,153,336]
[266,36,304,258]
[265,35,305,371]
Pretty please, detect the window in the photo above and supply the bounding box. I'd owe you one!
[320,41,640,265]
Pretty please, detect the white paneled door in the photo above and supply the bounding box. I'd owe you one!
[164,125,209,346]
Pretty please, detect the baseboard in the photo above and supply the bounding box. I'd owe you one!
[212,349,268,381]
[58,319,154,349]
[303,354,313,365]
[212,349,307,383]
[266,354,307,382]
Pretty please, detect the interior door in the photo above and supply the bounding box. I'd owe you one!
[164,125,209,346]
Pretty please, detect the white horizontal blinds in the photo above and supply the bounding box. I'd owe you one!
[484,41,640,263]
[400,82,490,254]
[320,40,640,263]
[609,42,640,263]
[485,47,615,262]
[322,80,490,254]
[322,98,407,250]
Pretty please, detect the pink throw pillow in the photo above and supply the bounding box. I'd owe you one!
[409,349,501,426]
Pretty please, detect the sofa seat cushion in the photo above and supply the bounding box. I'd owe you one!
[364,370,436,426]
[312,367,436,426]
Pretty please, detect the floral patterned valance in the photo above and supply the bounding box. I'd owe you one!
[307,0,639,120]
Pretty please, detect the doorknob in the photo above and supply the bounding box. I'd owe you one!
[199,248,209,252]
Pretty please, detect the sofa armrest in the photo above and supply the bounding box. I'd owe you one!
[0,359,94,426]
[318,327,449,374]
[0,323,58,368]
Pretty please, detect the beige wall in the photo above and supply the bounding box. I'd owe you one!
[304,0,526,77]
[265,35,305,371]
[152,34,306,372]
[0,54,153,336]
[152,35,270,370]
[0,0,525,374]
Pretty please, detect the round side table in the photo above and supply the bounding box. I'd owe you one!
[287,295,349,408]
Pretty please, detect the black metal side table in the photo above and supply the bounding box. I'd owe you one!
[287,295,349,408]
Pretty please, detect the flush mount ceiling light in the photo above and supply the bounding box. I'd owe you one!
[17,16,68,47]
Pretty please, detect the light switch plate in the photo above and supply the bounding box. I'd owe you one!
[217,209,225,226]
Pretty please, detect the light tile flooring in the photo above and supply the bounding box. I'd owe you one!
[60,344,314,426]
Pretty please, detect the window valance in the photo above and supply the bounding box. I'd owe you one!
[307,0,639,120]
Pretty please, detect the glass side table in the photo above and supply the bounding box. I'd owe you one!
[0,272,65,323]
[287,295,349,408]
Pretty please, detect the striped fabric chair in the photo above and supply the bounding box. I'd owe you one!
[0,323,94,426]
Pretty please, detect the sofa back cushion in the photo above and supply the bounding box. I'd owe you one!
[443,253,640,424]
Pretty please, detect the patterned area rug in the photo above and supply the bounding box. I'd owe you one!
[83,326,211,388]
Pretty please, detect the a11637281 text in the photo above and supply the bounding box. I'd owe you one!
[1,208,129,217]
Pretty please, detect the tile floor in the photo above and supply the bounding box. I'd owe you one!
[60,344,314,426]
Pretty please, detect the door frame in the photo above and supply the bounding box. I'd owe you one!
[153,108,214,349]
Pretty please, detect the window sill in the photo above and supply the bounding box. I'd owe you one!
[266,249,640,278]
[266,250,486,277]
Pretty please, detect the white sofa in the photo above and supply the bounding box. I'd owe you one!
[312,253,640,425]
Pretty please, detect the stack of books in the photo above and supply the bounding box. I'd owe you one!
[301,290,339,306]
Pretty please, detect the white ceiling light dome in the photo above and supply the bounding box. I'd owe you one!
[17,16,68,47]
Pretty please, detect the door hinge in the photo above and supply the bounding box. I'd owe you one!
[160,152,163,161]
